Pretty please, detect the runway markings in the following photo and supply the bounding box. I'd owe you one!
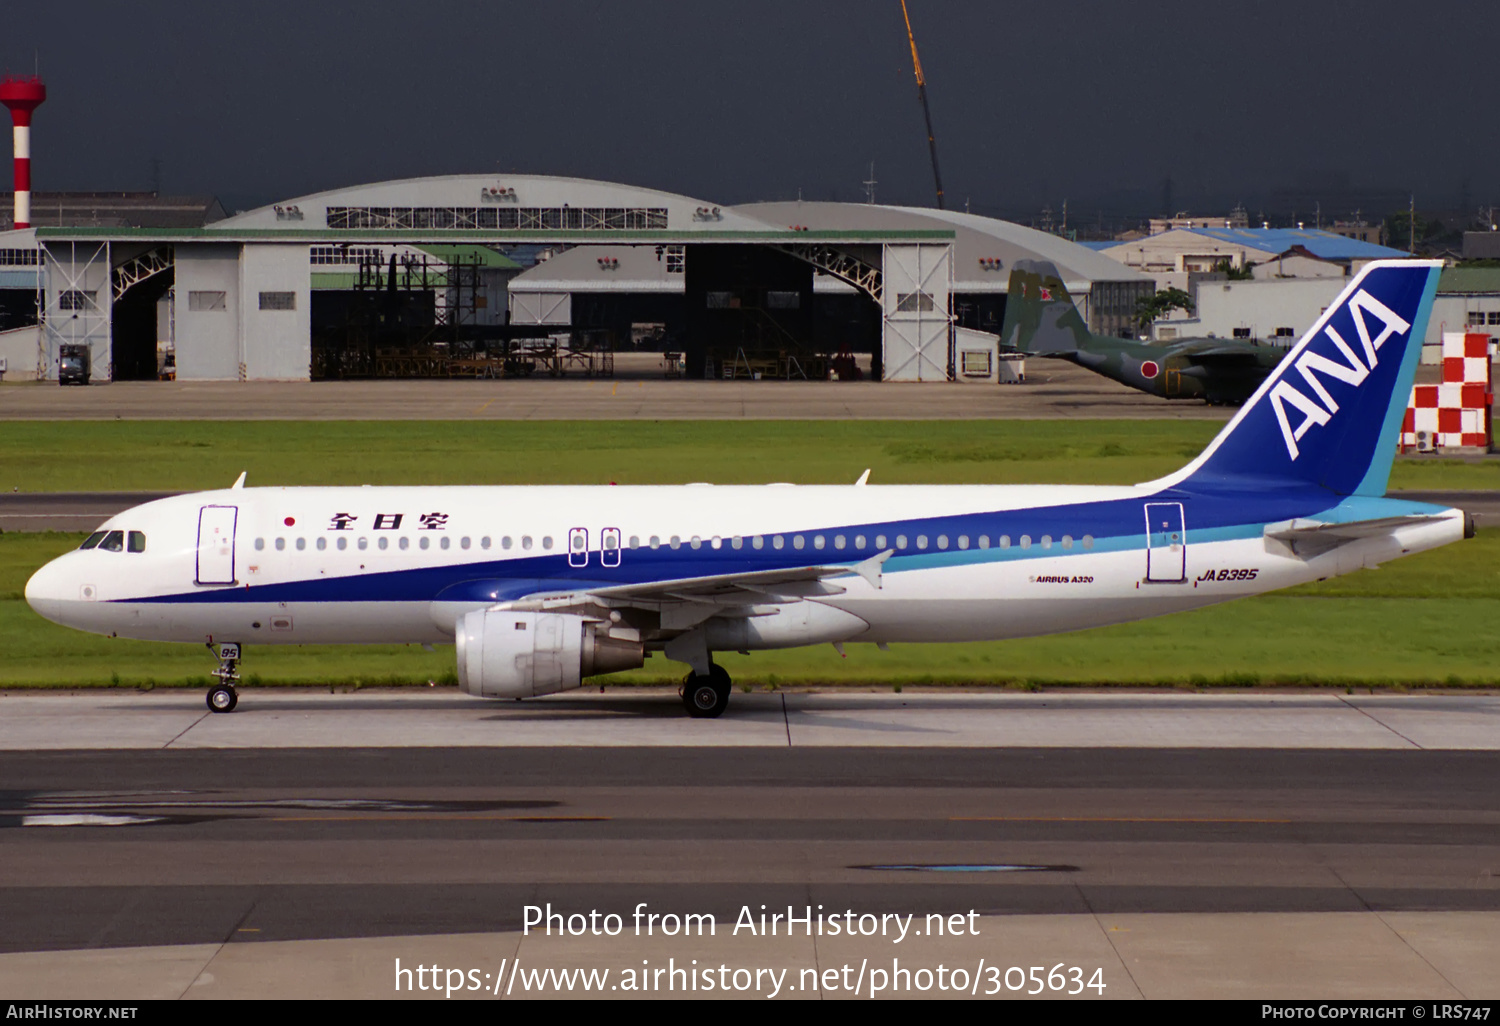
[950,816,1293,824]
[855,863,1080,873]
[268,814,610,823]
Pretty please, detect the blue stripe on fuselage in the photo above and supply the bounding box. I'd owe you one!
[127,488,1446,605]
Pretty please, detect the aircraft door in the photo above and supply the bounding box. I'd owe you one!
[1163,357,1186,397]
[568,527,589,568]
[196,505,238,585]
[1144,502,1186,583]
[601,528,621,568]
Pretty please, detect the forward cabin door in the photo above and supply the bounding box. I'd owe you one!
[1144,502,1186,583]
[196,505,238,585]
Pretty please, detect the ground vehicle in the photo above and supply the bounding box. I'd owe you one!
[58,344,90,385]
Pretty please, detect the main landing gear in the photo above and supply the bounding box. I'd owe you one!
[206,641,241,713]
[681,663,732,719]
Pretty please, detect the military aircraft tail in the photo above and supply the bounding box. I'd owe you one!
[1161,259,1442,497]
[1000,261,1093,355]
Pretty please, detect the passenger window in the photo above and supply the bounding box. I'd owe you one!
[1062,535,1073,549]
[1083,535,1095,550]
[711,536,722,550]
[337,537,348,551]
[834,535,846,550]
[317,537,327,551]
[773,536,784,550]
[275,538,286,551]
[875,534,887,549]
[377,537,388,551]
[419,536,430,550]
[978,535,989,549]
[502,536,512,550]
[917,535,928,550]
[462,537,472,550]
[1041,535,1052,549]
[358,537,369,551]
[957,536,968,550]
[649,536,660,550]
[128,531,146,553]
[731,536,743,550]
[481,537,491,549]
[254,537,265,551]
[813,535,825,550]
[398,537,409,551]
[629,536,640,549]
[521,536,532,550]
[854,535,865,549]
[670,536,681,550]
[793,535,805,550]
[937,535,948,550]
[295,537,306,551]
[752,536,763,550]
[1020,535,1031,549]
[896,535,907,549]
[690,536,702,550]
[540,537,551,550]
[80,532,106,550]
[1000,535,1011,549]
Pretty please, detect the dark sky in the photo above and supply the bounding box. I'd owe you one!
[3,1,1496,222]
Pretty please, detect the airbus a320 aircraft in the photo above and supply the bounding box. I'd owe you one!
[27,261,1467,718]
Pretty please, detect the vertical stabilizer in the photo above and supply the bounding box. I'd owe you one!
[1001,261,1093,355]
[1161,260,1441,496]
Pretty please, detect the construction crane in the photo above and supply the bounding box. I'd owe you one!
[900,0,945,210]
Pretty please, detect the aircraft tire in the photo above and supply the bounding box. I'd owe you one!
[207,685,238,714]
[682,666,731,718]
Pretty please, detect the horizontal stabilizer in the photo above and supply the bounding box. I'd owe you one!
[1264,513,1446,558]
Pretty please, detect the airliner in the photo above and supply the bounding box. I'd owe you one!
[26,260,1467,718]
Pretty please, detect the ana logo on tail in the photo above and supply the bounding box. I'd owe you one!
[1269,289,1411,460]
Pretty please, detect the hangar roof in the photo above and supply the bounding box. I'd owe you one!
[1177,227,1405,261]
[732,201,1150,291]
[509,244,683,293]
[214,174,778,233]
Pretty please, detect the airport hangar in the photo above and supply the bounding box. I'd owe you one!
[2,174,1150,384]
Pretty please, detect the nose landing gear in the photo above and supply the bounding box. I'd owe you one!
[206,641,241,713]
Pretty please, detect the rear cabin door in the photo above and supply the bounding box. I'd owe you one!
[196,505,238,585]
[601,527,621,568]
[1144,502,1186,583]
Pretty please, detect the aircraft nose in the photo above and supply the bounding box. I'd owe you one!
[25,557,70,624]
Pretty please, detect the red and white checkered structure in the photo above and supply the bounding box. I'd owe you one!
[1400,332,1493,452]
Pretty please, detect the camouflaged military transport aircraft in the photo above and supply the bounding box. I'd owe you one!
[1001,260,1288,405]
[27,261,1465,719]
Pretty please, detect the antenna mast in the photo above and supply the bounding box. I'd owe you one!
[900,0,945,209]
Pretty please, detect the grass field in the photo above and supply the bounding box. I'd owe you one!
[5,529,1499,690]
[2,420,1498,492]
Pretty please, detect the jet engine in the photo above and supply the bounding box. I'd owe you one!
[455,610,644,699]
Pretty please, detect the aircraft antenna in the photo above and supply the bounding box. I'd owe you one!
[899,0,945,210]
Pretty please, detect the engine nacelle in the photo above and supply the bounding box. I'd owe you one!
[455,610,644,699]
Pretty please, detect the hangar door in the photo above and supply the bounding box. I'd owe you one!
[509,292,571,325]
[881,244,952,381]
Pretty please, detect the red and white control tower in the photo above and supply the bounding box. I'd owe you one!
[0,75,46,229]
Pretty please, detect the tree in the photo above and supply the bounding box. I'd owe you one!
[1213,258,1256,281]
[1135,287,1194,332]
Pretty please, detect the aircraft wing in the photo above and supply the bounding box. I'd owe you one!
[588,550,892,605]
[491,551,894,630]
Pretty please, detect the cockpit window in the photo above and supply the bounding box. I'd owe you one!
[127,531,146,553]
[79,531,106,550]
[99,530,124,552]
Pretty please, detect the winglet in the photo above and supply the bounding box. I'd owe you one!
[852,549,894,590]
[855,469,871,486]
[231,472,247,490]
